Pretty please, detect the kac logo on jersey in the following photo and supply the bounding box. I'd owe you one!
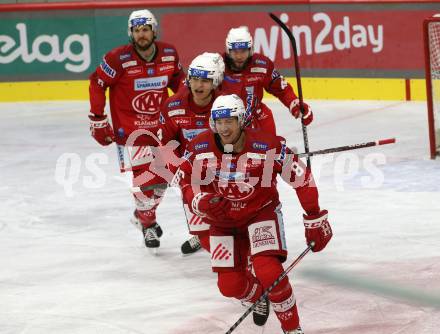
[132,90,164,114]
[252,142,268,151]
[134,76,168,91]
[214,179,255,201]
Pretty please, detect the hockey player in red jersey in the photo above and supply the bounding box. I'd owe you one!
[176,94,332,333]
[221,27,313,135]
[88,9,185,250]
[160,52,225,254]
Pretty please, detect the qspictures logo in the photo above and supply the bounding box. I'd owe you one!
[0,22,90,73]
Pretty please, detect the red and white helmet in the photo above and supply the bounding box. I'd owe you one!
[209,94,246,132]
[187,52,225,89]
[225,26,253,55]
[127,9,158,38]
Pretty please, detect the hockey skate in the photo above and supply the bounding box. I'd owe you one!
[181,235,201,255]
[253,296,270,326]
[130,211,163,238]
[284,327,304,334]
[142,223,163,250]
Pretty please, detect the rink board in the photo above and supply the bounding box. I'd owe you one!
[0,77,427,102]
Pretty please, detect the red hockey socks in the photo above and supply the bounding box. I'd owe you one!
[253,255,300,331]
[199,232,210,252]
[217,270,262,303]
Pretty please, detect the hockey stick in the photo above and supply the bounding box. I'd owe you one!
[269,13,311,168]
[224,243,314,334]
[296,138,396,158]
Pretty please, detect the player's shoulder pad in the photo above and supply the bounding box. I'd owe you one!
[190,131,216,159]
[155,41,179,62]
[251,53,273,67]
[248,54,273,75]
[106,45,134,63]
[101,45,139,76]
[246,129,276,151]
[165,89,189,117]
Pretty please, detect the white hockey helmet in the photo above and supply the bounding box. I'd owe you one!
[127,9,158,37]
[209,94,246,132]
[187,52,225,89]
[225,26,253,55]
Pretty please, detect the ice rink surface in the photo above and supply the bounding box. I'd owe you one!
[1,99,439,334]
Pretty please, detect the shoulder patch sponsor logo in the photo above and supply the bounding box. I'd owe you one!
[161,56,175,62]
[168,100,181,108]
[134,76,168,91]
[168,109,186,117]
[250,67,267,74]
[175,118,191,125]
[183,128,207,141]
[224,75,241,83]
[127,66,143,76]
[119,53,131,60]
[100,59,116,78]
[252,141,269,151]
[195,142,209,150]
[246,76,259,83]
[255,59,267,65]
[159,64,175,72]
[163,48,176,53]
[122,60,137,69]
[247,152,267,160]
[195,152,215,160]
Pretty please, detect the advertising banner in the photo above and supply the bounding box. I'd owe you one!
[162,10,437,74]
[0,6,438,81]
[0,15,127,80]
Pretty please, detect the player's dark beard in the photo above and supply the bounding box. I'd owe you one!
[226,55,250,72]
[134,39,154,51]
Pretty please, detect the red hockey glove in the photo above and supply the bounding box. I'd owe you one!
[289,99,313,126]
[89,114,115,146]
[303,210,332,252]
[191,192,231,220]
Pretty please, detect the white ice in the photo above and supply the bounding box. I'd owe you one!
[0,99,439,334]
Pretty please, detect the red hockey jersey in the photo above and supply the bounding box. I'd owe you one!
[89,41,185,146]
[160,88,218,157]
[177,128,320,228]
[220,53,297,118]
